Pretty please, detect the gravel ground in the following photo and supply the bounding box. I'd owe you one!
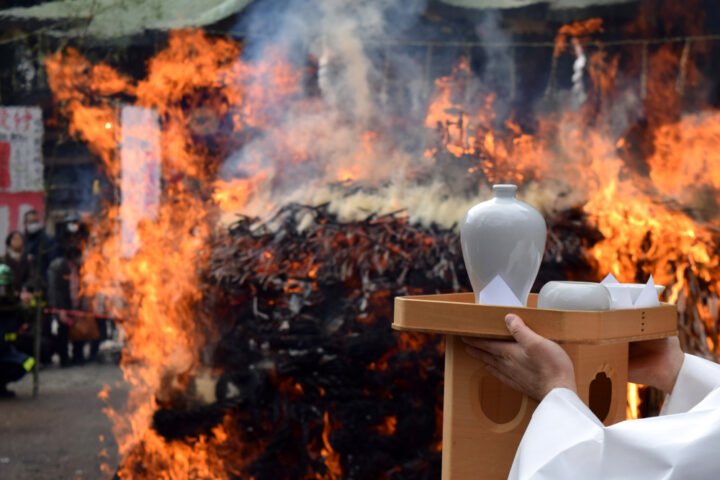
[0,362,128,480]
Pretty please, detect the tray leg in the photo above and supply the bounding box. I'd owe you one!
[441,338,629,479]
[442,336,536,480]
[561,342,628,426]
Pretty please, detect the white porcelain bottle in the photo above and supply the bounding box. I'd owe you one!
[460,184,546,305]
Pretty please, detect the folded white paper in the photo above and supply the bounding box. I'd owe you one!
[634,276,661,308]
[477,274,523,307]
[476,273,661,309]
[601,273,661,309]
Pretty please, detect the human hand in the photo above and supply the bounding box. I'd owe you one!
[463,314,576,401]
[59,311,69,325]
[628,336,684,394]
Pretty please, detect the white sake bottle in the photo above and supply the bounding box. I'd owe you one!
[460,184,547,305]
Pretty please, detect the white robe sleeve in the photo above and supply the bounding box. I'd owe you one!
[509,354,720,480]
[661,353,720,415]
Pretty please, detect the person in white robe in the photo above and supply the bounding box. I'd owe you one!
[463,314,720,480]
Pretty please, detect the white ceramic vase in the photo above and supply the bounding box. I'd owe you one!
[461,184,547,305]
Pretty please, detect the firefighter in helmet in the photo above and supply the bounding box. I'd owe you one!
[0,263,34,398]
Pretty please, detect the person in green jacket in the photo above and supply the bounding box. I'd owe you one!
[0,264,34,398]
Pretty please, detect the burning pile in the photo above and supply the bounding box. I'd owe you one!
[143,202,599,479]
[204,204,453,479]
[38,2,720,478]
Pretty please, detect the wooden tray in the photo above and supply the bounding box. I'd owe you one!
[393,293,677,344]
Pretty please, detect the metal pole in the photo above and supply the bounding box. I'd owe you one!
[32,226,47,397]
[640,41,648,99]
[32,289,41,397]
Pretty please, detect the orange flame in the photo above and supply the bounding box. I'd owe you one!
[46,30,285,478]
[627,383,641,420]
[424,61,548,184]
[372,416,397,436]
[319,412,343,480]
[553,18,604,57]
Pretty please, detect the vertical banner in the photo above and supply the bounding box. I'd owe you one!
[0,106,44,254]
[120,106,161,257]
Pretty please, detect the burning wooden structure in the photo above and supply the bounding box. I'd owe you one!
[135,203,603,479]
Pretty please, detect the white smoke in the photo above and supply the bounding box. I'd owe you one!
[476,10,515,124]
[219,1,629,229]
[220,0,447,224]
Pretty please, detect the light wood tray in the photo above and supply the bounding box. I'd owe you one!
[393,293,677,344]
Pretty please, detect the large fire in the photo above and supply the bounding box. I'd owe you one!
[42,5,720,478]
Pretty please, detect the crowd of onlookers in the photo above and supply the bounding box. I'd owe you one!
[1,210,106,398]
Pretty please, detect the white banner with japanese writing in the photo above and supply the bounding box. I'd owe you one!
[120,106,161,257]
[0,106,43,192]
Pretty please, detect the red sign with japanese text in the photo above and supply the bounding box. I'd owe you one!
[0,142,10,189]
[0,107,44,253]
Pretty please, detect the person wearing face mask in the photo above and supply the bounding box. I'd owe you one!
[22,209,57,289]
[2,231,34,297]
[0,264,35,398]
[47,215,97,366]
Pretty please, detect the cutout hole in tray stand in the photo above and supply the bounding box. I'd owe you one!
[480,374,524,424]
[589,371,612,422]
[470,365,529,434]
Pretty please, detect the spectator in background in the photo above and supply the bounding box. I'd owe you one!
[48,214,96,366]
[2,231,33,297]
[0,264,34,397]
[14,281,53,365]
[23,209,56,288]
